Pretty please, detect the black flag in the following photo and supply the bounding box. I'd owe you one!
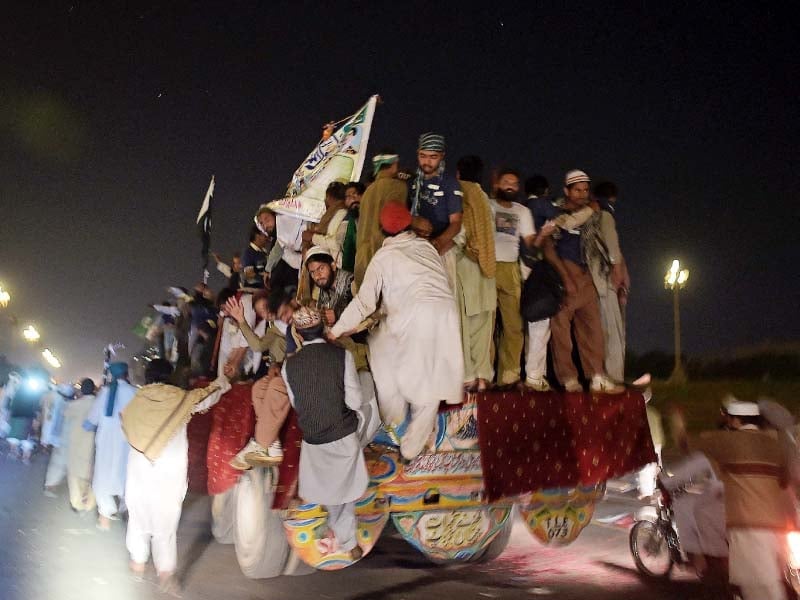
[196,176,214,272]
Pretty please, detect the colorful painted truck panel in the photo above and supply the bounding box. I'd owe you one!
[188,385,655,572]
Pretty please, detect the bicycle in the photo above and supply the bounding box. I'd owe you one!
[629,485,685,578]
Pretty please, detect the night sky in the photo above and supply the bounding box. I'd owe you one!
[1,2,798,382]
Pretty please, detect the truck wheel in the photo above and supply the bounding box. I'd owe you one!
[281,549,316,576]
[392,506,513,565]
[211,487,236,544]
[471,506,515,563]
[233,467,291,579]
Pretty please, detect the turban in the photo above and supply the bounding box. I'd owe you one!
[380,202,413,235]
[305,246,334,266]
[372,153,399,176]
[109,362,128,378]
[418,132,445,152]
[564,169,591,186]
[292,306,322,330]
[105,362,129,417]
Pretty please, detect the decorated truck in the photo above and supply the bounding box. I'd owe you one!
[187,382,655,578]
[179,95,655,577]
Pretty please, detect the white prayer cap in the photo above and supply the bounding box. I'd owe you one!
[305,246,333,266]
[723,396,760,417]
[565,169,590,186]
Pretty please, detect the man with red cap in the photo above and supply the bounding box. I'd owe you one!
[330,202,464,461]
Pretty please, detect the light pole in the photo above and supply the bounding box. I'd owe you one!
[664,259,690,383]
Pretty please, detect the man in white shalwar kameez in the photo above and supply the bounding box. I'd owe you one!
[283,307,369,559]
[42,383,73,496]
[85,362,137,529]
[330,202,464,461]
[121,359,230,595]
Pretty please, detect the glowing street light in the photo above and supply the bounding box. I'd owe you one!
[42,348,62,369]
[23,325,41,343]
[664,259,690,383]
[0,284,10,308]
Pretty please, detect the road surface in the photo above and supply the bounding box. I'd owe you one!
[0,448,712,600]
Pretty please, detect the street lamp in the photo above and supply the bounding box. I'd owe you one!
[42,348,61,369]
[664,259,690,383]
[23,325,41,343]
[0,284,10,308]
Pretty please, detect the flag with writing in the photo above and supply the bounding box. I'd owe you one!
[267,95,378,222]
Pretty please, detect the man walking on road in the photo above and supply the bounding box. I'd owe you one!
[671,398,798,600]
[85,362,137,530]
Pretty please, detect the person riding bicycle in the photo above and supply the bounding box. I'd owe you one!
[658,451,727,582]
[670,396,798,600]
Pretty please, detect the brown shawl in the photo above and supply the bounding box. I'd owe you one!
[459,181,496,278]
[121,381,223,461]
[313,200,347,236]
[353,171,409,288]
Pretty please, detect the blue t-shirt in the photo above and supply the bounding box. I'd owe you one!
[554,227,584,266]
[530,196,557,230]
[242,243,268,288]
[409,173,463,238]
[534,198,585,266]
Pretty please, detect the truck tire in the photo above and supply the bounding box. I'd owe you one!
[281,549,316,576]
[211,487,236,544]
[233,467,291,579]
[471,507,515,563]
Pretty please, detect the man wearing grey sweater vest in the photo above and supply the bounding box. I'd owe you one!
[282,306,369,560]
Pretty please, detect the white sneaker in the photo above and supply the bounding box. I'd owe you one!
[267,441,283,459]
[563,379,583,393]
[525,377,552,392]
[230,439,264,470]
[245,440,283,466]
[591,374,625,394]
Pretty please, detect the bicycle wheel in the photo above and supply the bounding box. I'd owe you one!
[629,519,674,578]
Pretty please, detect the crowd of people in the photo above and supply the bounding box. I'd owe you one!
[1,131,795,599]
[17,130,625,589]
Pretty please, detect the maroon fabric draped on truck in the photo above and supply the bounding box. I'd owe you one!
[185,379,302,503]
[476,389,656,502]
[271,410,302,509]
[206,382,256,495]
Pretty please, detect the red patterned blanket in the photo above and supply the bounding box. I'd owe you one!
[476,389,656,502]
[185,380,302,504]
[206,382,256,495]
